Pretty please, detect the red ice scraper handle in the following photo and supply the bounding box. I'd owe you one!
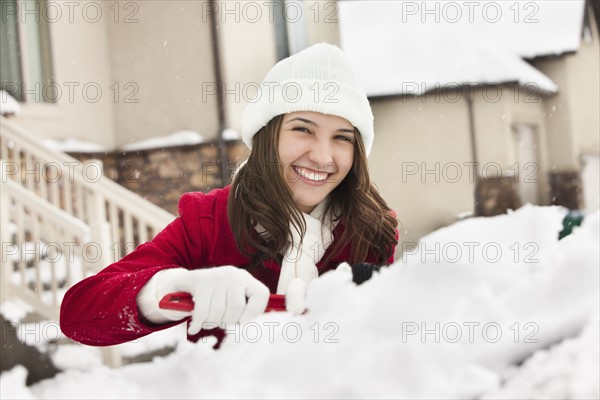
[159,292,287,313]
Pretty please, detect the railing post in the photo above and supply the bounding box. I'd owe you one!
[0,185,11,303]
[101,347,123,368]
[85,161,123,368]
[85,160,114,270]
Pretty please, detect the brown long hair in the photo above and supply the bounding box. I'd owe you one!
[228,115,398,269]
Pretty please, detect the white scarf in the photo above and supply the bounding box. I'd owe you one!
[255,201,339,295]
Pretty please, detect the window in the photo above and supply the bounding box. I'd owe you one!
[273,0,290,61]
[273,0,309,60]
[1,0,23,100]
[0,0,55,103]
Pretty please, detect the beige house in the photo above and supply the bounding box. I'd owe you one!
[2,0,598,258]
[337,0,599,252]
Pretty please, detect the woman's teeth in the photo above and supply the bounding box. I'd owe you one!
[293,166,330,182]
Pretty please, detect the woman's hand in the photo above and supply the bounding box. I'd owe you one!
[284,262,354,315]
[137,266,270,335]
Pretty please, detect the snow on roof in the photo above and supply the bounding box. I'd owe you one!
[119,130,205,152]
[0,90,20,115]
[222,128,241,141]
[43,138,111,153]
[42,131,208,154]
[338,0,586,96]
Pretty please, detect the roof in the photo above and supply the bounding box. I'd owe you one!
[338,0,586,96]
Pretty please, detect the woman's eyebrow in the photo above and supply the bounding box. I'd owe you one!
[286,117,317,126]
[286,117,355,134]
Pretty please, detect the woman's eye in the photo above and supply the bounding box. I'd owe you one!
[293,127,311,133]
[335,135,353,143]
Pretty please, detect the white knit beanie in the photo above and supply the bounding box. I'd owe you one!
[241,43,375,156]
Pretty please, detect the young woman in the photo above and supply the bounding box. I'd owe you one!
[60,43,398,346]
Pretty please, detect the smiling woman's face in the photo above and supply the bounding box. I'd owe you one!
[277,111,356,214]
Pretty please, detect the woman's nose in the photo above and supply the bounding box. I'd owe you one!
[308,139,334,168]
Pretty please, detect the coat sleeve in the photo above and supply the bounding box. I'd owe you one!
[60,193,214,346]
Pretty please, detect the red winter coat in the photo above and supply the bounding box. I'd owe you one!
[60,185,397,346]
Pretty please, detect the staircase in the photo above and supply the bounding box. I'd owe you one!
[0,116,176,367]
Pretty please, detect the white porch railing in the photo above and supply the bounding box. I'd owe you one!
[0,116,176,367]
[1,178,90,319]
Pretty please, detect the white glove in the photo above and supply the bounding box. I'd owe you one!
[336,262,352,275]
[284,278,307,315]
[136,266,270,335]
[284,262,353,315]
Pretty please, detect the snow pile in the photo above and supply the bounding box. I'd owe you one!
[484,314,599,399]
[120,130,204,152]
[1,367,36,400]
[1,90,21,115]
[0,298,34,325]
[2,205,598,399]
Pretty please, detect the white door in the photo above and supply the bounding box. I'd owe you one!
[582,154,599,213]
[513,124,540,205]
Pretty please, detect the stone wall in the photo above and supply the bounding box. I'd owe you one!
[549,170,583,210]
[68,141,249,215]
[475,176,522,217]
[475,169,583,217]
